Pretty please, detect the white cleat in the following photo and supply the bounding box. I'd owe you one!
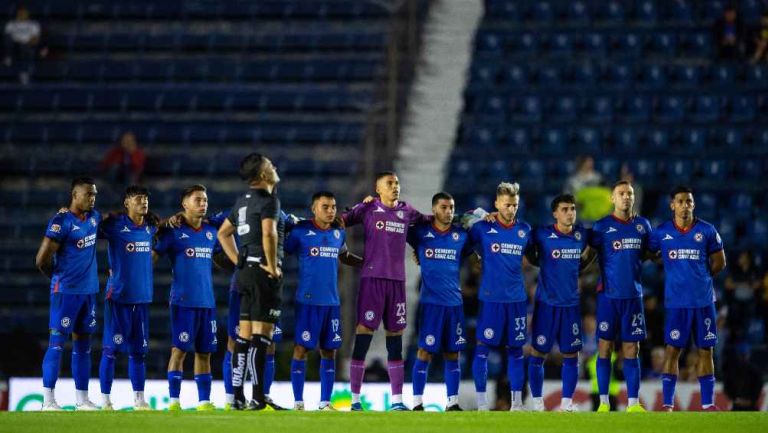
[75,400,100,411]
[510,403,525,412]
[477,403,490,412]
[532,399,545,412]
[134,400,152,411]
[102,402,114,411]
[41,401,63,411]
[559,403,576,412]
[293,402,305,411]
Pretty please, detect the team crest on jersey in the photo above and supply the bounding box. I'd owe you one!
[669,329,680,340]
[612,240,622,251]
[365,310,375,321]
[76,239,85,249]
[518,229,526,238]
[334,230,341,239]
[179,332,190,343]
[50,224,61,233]
[668,250,678,260]
[425,335,436,346]
[694,233,703,242]
[375,221,385,230]
[396,210,404,220]
[90,217,97,227]
[425,248,434,258]
[206,231,213,240]
[302,331,311,342]
[126,242,135,252]
[61,317,71,328]
[185,248,195,257]
[599,321,609,332]
[113,334,124,345]
[536,335,546,346]
[636,224,645,233]
[551,250,562,259]
[491,243,501,253]
[574,231,582,240]
[310,247,320,257]
[452,232,460,241]
[483,328,494,339]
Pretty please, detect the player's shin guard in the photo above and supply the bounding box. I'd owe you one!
[698,374,715,408]
[661,373,677,408]
[264,353,275,395]
[596,357,611,403]
[231,337,249,401]
[412,359,429,404]
[194,373,212,403]
[472,345,489,393]
[507,347,525,393]
[251,334,272,402]
[385,336,404,402]
[623,357,641,402]
[167,371,183,399]
[561,356,578,399]
[350,334,372,398]
[42,333,65,391]
[99,348,116,395]
[528,355,545,398]
[444,359,460,401]
[223,350,233,396]
[319,358,335,403]
[290,359,306,403]
[72,337,92,391]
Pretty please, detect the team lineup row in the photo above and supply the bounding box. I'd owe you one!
[33,153,726,412]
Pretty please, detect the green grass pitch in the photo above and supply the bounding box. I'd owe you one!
[1,411,766,433]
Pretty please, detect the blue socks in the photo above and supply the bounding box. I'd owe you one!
[623,357,640,400]
[596,357,611,396]
[445,359,460,398]
[472,345,490,393]
[264,353,275,395]
[562,357,578,399]
[699,374,715,408]
[167,371,182,399]
[290,359,306,402]
[412,359,429,397]
[223,350,233,395]
[508,347,525,393]
[528,355,545,398]
[319,358,335,403]
[128,354,146,392]
[72,338,91,391]
[99,348,115,395]
[662,373,678,407]
[194,373,212,402]
[42,333,65,389]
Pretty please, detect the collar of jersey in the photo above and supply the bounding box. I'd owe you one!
[672,218,698,234]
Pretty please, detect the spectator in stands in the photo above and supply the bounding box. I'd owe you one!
[750,12,768,64]
[644,346,666,379]
[723,342,764,411]
[564,156,602,194]
[3,6,46,85]
[713,5,746,60]
[723,251,762,340]
[101,131,146,186]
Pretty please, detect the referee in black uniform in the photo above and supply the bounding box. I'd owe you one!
[217,153,285,410]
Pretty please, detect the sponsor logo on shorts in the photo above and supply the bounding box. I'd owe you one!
[536,335,546,346]
[483,328,494,339]
[302,331,311,342]
[113,334,124,345]
[704,332,716,341]
[397,316,406,325]
[234,325,240,335]
[632,328,644,336]
[515,332,526,341]
[599,321,609,332]
[333,333,342,342]
[455,336,466,345]
[273,326,282,335]
[179,332,190,343]
[669,329,680,340]
[571,338,582,347]
[365,310,375,321]
[90,319,96,328]
[269,309,281,319]
[61,317,71,328]
[425,335,435,346]
[715,233,721,244]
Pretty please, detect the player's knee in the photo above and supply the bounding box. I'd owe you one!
[195,352,211,362]
[319,349,335,360]
[665,345,681,359]
[443,352,458,362]
[475,343,490,358]
[698,347,714,358]
[267,343,276,355]
[355,324,375,334]
[385,335,403,361]
[293,345,308,360]
[48,331,66,350]
[508,346,524,359]
[72,336,91,354]
[416,348,432,362]
[561,351,578,359]
[227,337,236,352]
[598,339,614,358]
[170,347,187,362]
[529,347,546,359]
[622,342,640,359]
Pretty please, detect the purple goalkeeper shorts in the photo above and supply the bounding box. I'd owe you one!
[357,277,407,331]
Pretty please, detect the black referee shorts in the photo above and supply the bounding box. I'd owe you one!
[236,262,282,324]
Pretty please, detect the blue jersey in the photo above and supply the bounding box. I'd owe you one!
[469,219,532,303]
[100,213,157,303]
[533,224,588,307]
[284,220,345,306]
[589,215,652,299]
[407,223,471,307]
[44,210,102,295]
[648,219,724,308]
[154,222,218,308]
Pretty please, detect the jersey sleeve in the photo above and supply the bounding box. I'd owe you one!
[262,195,280,221]
[208,210,229,229]
[409,206,432,225]
[45,213,69,242]
[406,225,421,250]
[647,226,661,254]
[283,228,300,255]
[706,225,724,255]
[153,228,173,255]
[342,202,367,226]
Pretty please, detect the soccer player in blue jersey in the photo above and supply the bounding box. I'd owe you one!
[285,191,362,411]
[98,185,156,411]
[408,192,471,412]
[588,181,652,413]
[468,183,533,411]
[648,186,726,411]
[528,194,592,412]
[153,185,219,411]
[35,177,101,411]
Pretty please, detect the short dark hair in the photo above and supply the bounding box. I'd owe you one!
[71,176,96,192]
[180,184,206,205]
[239,153,267,181]
[612,180,632,191]
[431,191,454,206]
[669,185,693,200]
[375,171,397,183]
[124,185,150,200]
[550,194,576,212]
[311,191,335,203]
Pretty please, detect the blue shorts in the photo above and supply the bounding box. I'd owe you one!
[476,300,528,348]
[596,293,646,342]
[418,303,466,353]
[272,321,283,343]
[170,305,218,353]
[294,303,342,350]
[49,293,97,335]
[103,300,149,354]
[664,305,717,348]
[531,301,582,354]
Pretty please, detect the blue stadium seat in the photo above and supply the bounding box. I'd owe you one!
[568,1,591,24]
[550,33,574,56]
[656,95,686,123]
[641,64,667,89]
[710,64,736,86]
[586,96,614,123]
[505,64,530,87]
[612,127,641,153]
[539,128,568,155]
[574,62,597,84]
[511,96,542,123]
[551,96,578,122]
[652,32,678,57]
[646,128,670,151]
[471,63,499,85]
[530,1,554,24]
[574,127,602,154]
[605,63,634,87]
[673,65,701,88]
[728,95,756,123]
[623,95,651,123]
[635,0,658,23]
[665,159,694,182]
[583,32,607,56]
[599,1,626,24]
[680,128,708,151]
[730,193,754,218]
[746,219,768,248]
[691,95,720,123]
[507,127,531,154]
[613,33,644,59]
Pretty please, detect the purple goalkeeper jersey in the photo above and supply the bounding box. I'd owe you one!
[342,198,429,281]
